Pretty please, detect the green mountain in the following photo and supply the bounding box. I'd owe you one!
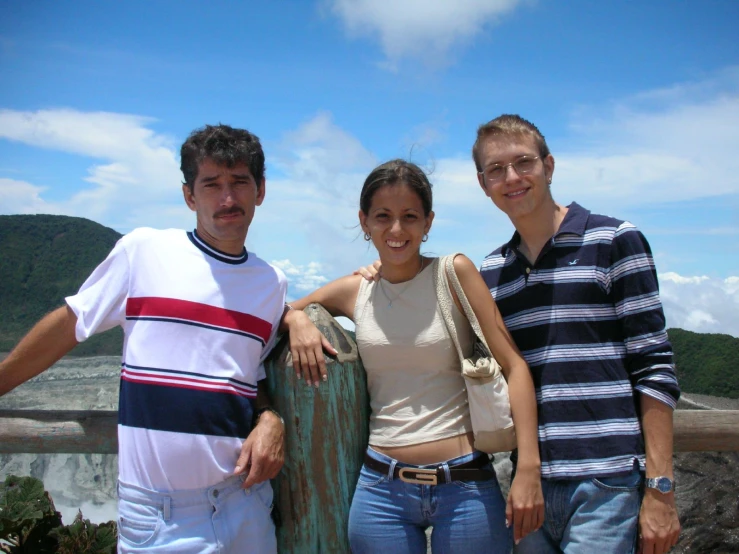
[668,328,739,399]
[0,214,123,355]
[2,215,738,398]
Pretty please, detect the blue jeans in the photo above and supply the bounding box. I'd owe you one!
[117,475,276,553]
[515,464,643,554]
[348,447,512,554]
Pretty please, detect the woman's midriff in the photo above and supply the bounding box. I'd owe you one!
[370,432,476,466]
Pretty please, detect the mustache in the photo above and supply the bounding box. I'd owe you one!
[214,207,245,218]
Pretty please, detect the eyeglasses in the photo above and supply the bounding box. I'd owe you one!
[479,156,540,183]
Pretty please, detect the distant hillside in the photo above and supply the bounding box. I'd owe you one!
[1,215,738,395]
[668,328,739,399]
[0,214,123,355]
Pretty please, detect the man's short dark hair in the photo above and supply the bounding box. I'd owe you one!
[472,114,550,172]
[180,124,265,190]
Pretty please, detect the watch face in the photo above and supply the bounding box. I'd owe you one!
[656,477,673,493]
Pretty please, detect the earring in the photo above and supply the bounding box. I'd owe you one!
[364,232,371,241]
[547,178,552,184]
[422,234,429,243]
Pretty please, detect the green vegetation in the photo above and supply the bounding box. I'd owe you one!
[668,328,739,399]
[0,475,116,553]
[0,215,123,355]
[1,215,738,398]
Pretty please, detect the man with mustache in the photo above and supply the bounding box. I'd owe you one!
[0,124,287,553]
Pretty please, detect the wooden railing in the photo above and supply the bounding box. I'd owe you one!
[2,408,738,454]
[1,305,738,552]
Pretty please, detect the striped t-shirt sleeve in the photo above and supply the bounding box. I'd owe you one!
[609,223,680,408]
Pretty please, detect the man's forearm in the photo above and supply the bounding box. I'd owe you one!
[254,379,273,411]
[0,305,79,396]
[639,393,681,552]
[640,394,675,477]
[253,379,283,426]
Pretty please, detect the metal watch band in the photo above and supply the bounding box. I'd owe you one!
[254,406,284,426]
[645,476,674,493]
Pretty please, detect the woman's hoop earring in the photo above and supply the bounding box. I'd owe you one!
[364,232,371,241]
[422,234,429,243]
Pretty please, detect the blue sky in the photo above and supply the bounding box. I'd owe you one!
[1,0,739,336]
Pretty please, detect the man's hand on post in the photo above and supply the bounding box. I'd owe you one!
[285,308,336,387]
[235,409,285,489]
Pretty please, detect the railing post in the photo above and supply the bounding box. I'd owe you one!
[265,303,369,553]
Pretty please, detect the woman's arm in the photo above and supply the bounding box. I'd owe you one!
[281,274,363,386]
[452,254,544,545]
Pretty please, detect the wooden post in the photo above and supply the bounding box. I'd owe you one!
[265,304,369,554]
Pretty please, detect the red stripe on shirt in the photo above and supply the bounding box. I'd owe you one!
[121,373,256,398]
[125,297,272,343]
[121,368,256,397]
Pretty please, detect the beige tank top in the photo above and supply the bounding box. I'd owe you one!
[354,257,474,447]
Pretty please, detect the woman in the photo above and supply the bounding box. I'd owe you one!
[283,160,543,553]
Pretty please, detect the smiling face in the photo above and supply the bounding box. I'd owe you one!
[477,133,555,223]
[359,182,434,279]
[182,157,265,254]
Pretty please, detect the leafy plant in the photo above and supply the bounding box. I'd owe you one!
[0,476,116,554]
[50,512,117,554]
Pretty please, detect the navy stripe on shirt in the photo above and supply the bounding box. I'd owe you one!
[480,202,680,479]
[119,375,255,438]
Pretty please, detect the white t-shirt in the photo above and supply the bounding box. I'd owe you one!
[65,227,287,491]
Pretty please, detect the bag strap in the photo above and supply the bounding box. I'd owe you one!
[441,255,493,357]
[433,255,466,367]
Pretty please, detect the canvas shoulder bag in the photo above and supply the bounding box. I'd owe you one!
[433,254,517,453]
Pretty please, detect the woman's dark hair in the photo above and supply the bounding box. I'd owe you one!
[180,124,265,190]
[359,159,433,216]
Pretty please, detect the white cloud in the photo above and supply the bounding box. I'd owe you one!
[0,109,183,230]
[0,178,62,215]
[326,0,522,69]
[271,258,356,331]
[554,68,739,209]
[660,272,739,338]
[0,109,170,158]
[255,112,379,273]
[271,259,331,293]
[3,65,739,294]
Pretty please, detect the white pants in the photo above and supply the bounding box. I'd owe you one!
[117,475,277,553]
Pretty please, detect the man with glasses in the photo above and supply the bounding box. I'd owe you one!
[473,114,681,554]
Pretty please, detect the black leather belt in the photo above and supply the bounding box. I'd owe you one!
[363,453,494,486]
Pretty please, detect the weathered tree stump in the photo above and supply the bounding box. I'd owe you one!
[265,304,369,553]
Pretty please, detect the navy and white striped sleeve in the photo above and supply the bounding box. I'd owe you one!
[608,223,680,408]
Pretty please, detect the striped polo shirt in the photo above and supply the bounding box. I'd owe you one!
[66,227,287,491]
[480,203,680,479]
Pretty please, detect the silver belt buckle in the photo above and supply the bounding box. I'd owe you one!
[398,467,438,485]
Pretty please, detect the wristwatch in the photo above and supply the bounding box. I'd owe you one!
[645,476,675,494]
[254,407,285,426]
